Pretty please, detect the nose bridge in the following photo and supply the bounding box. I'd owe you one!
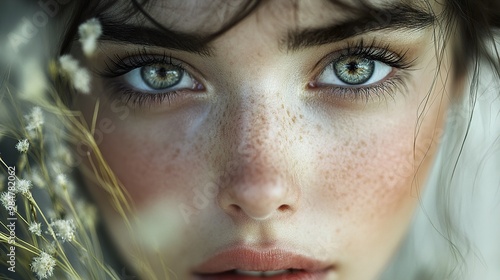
[215,85,298,220]
[239,93,276,161]
[228,89,284,183]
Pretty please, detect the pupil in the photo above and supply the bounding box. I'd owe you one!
[347,62,358,73]
[158,68,168,77]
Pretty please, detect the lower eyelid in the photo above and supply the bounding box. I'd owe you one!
[102,79,181,107]
[307,70,410,104]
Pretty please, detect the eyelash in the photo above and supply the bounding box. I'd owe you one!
[100,49,189,107]
[99,41,414,107]
[309,40,415,103]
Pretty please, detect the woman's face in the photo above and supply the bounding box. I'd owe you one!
[73,0,459,279]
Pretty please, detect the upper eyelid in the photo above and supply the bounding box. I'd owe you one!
[102,53,179,77]
[308,45,413,85]
[333,47,409,68]
[98,52,206,84]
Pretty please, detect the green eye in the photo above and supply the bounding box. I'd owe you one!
[333,56,375,85]
[140,64,183,90]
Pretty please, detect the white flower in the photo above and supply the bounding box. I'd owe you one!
[58,55,91,94]
[54,174,71,193]
[30,169,46,189]
[59,55,79,74]
[73,68,91,94]
[0,192,14,210]
[15,179,32,195]
[19,60,47,99]
[15,139,29,153]
[29,222,42,236]
[25,106,44,132]
[78,18,102,56]
[53,172,74,195]
[49,219,75,242]
[30,251,56,279]
[55,174,67,186]
[48,161,67,175]
[54,145,74,166]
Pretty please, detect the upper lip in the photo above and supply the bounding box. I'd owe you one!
[193,245,334,274]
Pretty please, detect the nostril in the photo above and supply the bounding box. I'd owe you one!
[230,204,242,213]
[227,203,290,221]
[278,205,291,212]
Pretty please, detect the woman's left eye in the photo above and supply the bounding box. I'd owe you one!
[317,55,393,87]
[123,63,200,93]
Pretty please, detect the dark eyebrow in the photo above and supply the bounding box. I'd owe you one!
[98,20,214,56]
[286,4,436,51]
[96,4,434,55]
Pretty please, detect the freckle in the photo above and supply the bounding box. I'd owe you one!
[299,114,304,119]
[171,148,181,160]
[315,124,322,132]
[286,110,291,117]
[281,104,284,109]
[292,116,297,123]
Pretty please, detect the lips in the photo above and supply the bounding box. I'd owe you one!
[193,246,334,279]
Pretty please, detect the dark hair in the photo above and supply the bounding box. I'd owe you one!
[446,0,500,78]
[59,0,500,72]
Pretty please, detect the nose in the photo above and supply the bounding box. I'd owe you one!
[217,156,297,220]
[218,159,296,220]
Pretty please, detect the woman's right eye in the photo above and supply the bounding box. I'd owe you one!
[122,63,201,93]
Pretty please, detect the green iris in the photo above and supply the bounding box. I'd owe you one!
[334,56,375,85]
[141,64,183,89]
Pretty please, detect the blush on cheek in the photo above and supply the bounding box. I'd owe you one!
[98,141,181,207]
[96,123,215,214]
[311,122,421,221]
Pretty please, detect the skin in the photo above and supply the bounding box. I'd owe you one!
[72,0,462,279]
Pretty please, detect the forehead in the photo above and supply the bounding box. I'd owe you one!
[100,0,428,34]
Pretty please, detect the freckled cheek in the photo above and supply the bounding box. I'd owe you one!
[309,111,448,261]
[310,123,420,223]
